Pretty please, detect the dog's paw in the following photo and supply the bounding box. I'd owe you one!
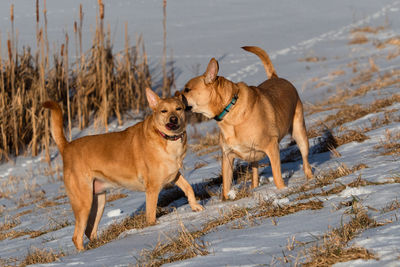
[190,203,204,212]
[227,189,237,200]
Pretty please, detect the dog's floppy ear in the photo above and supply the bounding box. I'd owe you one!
[204,58,219,84]
[146,87,160,110]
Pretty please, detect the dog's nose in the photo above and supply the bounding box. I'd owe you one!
[169,115,178,124]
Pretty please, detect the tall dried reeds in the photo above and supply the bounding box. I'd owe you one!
[0,2,154,161]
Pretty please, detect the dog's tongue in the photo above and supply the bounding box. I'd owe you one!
[166,123,179,130]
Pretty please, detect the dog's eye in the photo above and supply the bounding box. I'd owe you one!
[161,110,168,113]
[184,88,191,93]
[176,107,182,111]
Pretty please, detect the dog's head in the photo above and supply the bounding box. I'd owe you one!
[146,88,186,135]
[181,58,224,119]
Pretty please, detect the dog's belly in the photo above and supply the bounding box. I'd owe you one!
[92,170,146,192]
[229,144,266,162]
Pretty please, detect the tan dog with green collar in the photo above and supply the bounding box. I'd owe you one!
[182,46,312,200]
[43,88,203,251]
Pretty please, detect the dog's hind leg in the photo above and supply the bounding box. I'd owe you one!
[291,100,313,179]
[251,162,259,189]
[66,172,93,251]
[85,191,106,241]
[264,139,286,189]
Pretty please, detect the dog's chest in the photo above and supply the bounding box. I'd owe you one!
[165,142,186,168]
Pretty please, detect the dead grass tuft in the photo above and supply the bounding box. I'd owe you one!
[303,205,379,266]
[292,163,368,201]
[20,247,66,266]
[298,56,326,63]
[106,192,128,202]
[0,217,21,241]
[374,129,400,156]
[334,129,370,146]
[351,26,385,34]
[348,33,369,45]
[347,175,381,187]
[137,221,208,267]
[87,213,148,250]
[189,132,220,156]
[324,95,400,129]
[381,199,400,213]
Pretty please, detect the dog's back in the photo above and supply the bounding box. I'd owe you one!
[242,46,300,139]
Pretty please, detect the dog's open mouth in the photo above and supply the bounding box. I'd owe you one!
[166,123,180,131]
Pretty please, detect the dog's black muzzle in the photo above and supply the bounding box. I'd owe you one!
[181,94,192,111]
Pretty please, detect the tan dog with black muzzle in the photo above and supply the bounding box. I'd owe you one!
[181,46,312,200]
[43,88,203,251]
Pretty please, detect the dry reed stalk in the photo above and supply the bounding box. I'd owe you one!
[64,33,72,141]
[0,36,6,160]
[98,0,108,131]
[162,0,169,98]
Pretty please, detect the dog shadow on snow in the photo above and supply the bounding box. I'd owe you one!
[131,130,337,218]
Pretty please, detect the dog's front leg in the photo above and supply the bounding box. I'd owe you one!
[222,151,235,200]
[145,186,160,225]
[174,172,204,211]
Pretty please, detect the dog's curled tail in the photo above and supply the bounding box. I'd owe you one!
[42,101,68,154]
[242,46,278,79]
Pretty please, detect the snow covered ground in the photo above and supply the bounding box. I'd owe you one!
[0,0,400,266]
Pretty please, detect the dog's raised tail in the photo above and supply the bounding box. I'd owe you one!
[242,46,278,79]
[42,101,68,154]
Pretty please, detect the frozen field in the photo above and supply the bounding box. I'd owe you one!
[0,0,400,266]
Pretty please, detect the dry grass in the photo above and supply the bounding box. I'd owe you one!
[381,199,400,213]
[306,67,400,116]
[325,96,400,128]
[20,247,66,266]
[0,1,178,162]
[347,174,381,188]
[298,56,326,63]
[193,161,208,170]
[334,129,370,146]
[106,192,128,202]
[189,132,220,156]
[0,216,20,241]
[0,216,71,241]
[348,33,369,45]
[303,203,379,266]
[374,129,400,156]
[137,221,209,267]
[87,212,148,250]
[351,25,386,34]
[137,199,323,266]
[292,163,368,201]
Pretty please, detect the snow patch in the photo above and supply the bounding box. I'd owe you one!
[339,187,372,198]
[107,209,123,218]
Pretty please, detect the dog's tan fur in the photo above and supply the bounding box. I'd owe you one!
[43,88,203,251]
[182,46,312,200]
